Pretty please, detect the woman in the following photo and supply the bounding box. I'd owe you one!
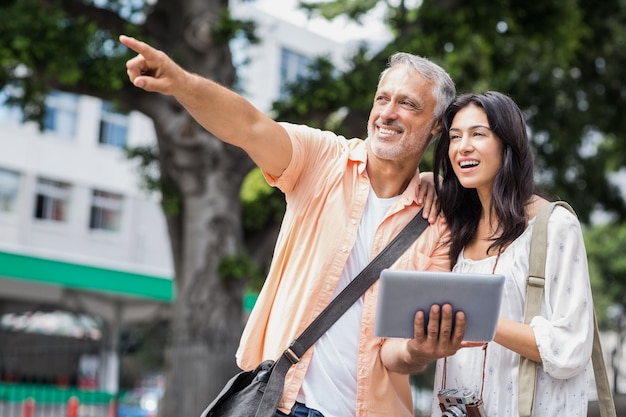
[431,91,594,416]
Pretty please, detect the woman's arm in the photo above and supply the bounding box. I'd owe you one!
[494,318,541,362]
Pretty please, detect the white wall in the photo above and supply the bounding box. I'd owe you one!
[0,99,172,277]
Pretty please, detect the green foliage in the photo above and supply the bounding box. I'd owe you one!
[124,145,182,216]
[272,44,381,138]
[585,223,626,326]
[240,167,285,232]
[273,55,347,128]
[218,252,265,292]
[125,145,161,192]
[218,253,257,280]
[0,0,131,126]
[212,9,259,46]
[299,0,380,22]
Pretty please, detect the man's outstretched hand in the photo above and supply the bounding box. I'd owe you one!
[120,35,186,95]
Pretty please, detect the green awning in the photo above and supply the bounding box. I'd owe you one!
[0,250,174,302]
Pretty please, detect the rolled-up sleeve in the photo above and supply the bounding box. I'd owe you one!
[531,207,594,379]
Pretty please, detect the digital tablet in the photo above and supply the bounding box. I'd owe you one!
[374,269,505,342]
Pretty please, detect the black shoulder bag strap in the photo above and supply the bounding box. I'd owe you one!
[258,211,430,415]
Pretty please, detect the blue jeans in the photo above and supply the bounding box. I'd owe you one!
[275,402,325,417]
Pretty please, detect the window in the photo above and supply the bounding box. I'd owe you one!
[44,91,78,138]
[279,47,313,98]
[89,189,123,232]
[34,178,71,222]
[0,168,20,213]
[0,88,24,125]
[99,102,128,148]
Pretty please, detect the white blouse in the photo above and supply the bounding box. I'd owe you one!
[431,206,595,417]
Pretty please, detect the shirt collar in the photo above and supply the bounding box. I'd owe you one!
[356,140,422,206]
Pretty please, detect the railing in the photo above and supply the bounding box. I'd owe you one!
[0,383,117,417]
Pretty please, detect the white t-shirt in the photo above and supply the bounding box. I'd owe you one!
[297,187,398,417]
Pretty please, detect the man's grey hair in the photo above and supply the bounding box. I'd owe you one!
[379,52,456,120]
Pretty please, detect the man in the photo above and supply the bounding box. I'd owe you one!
[120,35,465,417]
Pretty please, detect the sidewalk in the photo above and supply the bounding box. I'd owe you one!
[587,393,626,416]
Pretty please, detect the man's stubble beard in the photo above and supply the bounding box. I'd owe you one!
[369,130,431,162]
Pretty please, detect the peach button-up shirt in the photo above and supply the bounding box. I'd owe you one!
[236,123,450,417]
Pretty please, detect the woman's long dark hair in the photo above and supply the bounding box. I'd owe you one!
[433,91,535,266]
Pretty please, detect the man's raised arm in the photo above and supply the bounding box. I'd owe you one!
[119,35,292,178]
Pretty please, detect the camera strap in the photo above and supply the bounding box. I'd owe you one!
[441,343,489,402]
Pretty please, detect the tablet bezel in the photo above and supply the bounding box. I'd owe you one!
[374,269,505,341]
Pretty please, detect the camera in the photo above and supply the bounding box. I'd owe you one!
[437,388,487,417]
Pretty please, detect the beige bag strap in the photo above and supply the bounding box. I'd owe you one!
[519,201,616,417]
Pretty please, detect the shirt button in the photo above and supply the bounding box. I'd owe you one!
[297,364,304,369]
[351,219,357,225]
[325,284,332,291]
[341,246,348,252]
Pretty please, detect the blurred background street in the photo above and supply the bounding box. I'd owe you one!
[2,0,626,416]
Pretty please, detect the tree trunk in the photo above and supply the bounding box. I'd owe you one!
[124,1,258,415]
[144,108,254,416]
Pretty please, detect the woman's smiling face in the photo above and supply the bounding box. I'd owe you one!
[447,104,503,194]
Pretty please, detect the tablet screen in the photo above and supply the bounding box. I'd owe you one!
[374,269,505,341]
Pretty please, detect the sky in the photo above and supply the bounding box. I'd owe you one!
[253,0,393,43]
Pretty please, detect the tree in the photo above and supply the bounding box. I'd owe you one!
[0,1,279,415]
[585,223,626,391]
[288,0,626,223]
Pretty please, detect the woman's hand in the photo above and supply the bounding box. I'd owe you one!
[380,304,465,374]
[417,172,443,224]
